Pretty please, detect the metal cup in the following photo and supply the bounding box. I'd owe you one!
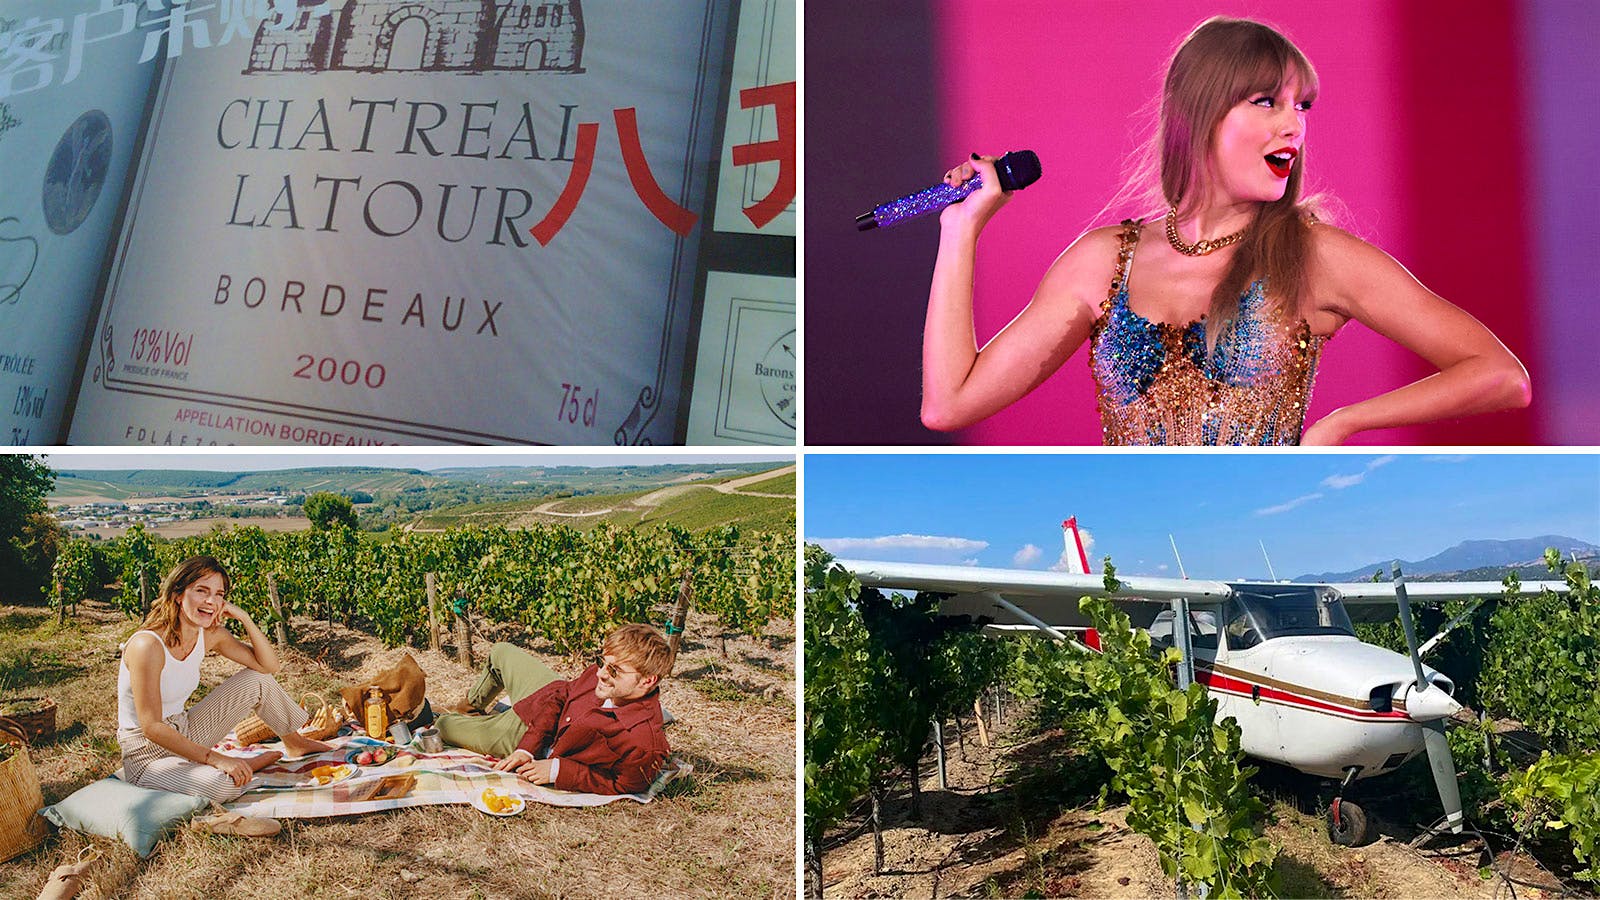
[389,720,412,745]
[415,726,442,754]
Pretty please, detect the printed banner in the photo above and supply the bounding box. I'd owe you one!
[713,0,794,238]
[683,270,794,444]
[58,0,741,445]
[0,2,157,444]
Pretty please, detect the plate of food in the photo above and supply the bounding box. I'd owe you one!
[472,787,526,817]
[304,763,356,787]
[346,745,402,767]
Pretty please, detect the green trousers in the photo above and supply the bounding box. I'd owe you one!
[435,642,560,759]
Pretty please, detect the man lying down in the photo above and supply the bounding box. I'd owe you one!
[433,623,672,795]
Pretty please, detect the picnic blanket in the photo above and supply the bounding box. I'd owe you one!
[219,735,689,819]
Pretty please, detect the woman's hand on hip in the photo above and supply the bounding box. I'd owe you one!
[1300,411,1351,446]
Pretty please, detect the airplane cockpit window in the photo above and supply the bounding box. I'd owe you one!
[1148,608,1220,652]
[1223,590,1356,649]
[1190,610,1219,650]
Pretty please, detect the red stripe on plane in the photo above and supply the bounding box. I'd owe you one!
[1195,666,1411,721]
[1078,638,1409,722]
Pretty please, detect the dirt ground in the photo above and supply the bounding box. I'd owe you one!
[816,699,1579,899]
[0,598,795,900]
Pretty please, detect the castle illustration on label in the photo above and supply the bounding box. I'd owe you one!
[248,0,585,75]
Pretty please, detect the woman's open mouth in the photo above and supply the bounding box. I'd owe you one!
[1264,148,1297,179]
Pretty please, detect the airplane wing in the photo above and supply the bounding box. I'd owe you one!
[836,558,1230,629]
[837,559,1572,628]
[1327,579,1570,623]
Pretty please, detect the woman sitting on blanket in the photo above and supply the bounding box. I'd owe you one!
[117,555,333,806]
[436,624,672,795]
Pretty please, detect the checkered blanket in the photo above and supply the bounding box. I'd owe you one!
[219,735,688,819]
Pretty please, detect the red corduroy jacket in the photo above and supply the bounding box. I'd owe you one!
[512,664,669,795]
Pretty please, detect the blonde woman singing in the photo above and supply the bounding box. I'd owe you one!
[920,16,1529,445]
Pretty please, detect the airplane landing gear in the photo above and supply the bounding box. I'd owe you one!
[1328,797,1370,846]
[1326,766,1370,846]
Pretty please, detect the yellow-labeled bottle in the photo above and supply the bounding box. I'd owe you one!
[364,687,388,739]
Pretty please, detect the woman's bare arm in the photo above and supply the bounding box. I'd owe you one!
[207,602,281,675]
[921,156,1112,431]
[1302,225,1530,444]
[124,632,221,765]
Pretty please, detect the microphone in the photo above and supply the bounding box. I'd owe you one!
[855,149,1042,231]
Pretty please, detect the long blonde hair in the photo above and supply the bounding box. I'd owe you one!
[1111,17,1324,335]
[140,555,230,650]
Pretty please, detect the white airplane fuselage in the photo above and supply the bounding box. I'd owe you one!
[1183,633,1447,780]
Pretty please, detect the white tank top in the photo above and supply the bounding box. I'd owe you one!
[117,630,205,731]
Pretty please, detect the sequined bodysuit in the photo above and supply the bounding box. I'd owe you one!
[1089,220,1326,445]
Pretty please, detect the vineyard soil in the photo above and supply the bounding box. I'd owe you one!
[0,599,795,900]
[818,704,1571,899]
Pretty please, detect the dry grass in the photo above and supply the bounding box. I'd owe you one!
[817,699,1560,900]
[0,600,794,900]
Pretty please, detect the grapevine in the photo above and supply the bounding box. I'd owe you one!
[55,523,794,661]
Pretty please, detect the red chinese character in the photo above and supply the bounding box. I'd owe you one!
[529,108,698,246]
[730,81,795,229]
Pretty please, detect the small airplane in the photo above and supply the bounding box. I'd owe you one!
[836,517,1570,845]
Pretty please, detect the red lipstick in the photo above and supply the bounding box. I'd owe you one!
[1264,147,1297,179]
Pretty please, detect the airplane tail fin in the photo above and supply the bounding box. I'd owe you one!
[1061,517,1091,575]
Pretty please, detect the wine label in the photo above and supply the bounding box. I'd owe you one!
[65,1,736,445]
[0,2,156,444]
[683,270,795,445]
[712,0,795,238]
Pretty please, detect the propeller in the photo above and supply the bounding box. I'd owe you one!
[1392,562,1465,834]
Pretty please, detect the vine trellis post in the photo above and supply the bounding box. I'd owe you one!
[424,572,441,652]
[268,572,289,646]
[666,565,693,672]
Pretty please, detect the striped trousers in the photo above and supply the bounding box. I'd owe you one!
[117,668,309,802]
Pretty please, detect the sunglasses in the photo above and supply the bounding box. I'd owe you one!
[594,655,641,679]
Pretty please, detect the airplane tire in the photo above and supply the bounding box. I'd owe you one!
[1327,799,1370,846]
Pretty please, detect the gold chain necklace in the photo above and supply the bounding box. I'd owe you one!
[1164,208,1245,256]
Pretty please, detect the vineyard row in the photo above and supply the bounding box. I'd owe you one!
[52,522,796,659]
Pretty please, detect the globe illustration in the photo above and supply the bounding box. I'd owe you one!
[43,109,112,236]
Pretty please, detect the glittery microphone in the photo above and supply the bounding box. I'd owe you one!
[855,150,1042,231]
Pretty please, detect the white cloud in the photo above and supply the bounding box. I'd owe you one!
[1321,456,1398,490]
[814,534,988,554]
[812,534,990,566]
[1013,544,1043,566]
[1256,493,1323,515]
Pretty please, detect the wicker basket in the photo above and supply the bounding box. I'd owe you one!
[0,697,56,744]
[234,693,343,745]
[232,713,275,745]
[0,718,48,863]
[298,693,342,742]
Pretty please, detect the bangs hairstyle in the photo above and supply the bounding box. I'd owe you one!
[1109,17,1328,341]
[603,623,672,682]
[141,555,231,649]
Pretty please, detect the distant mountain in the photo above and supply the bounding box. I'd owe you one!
[1293,536,1598,582]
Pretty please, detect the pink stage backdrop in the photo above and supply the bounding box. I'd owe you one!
[930,0,1583,445]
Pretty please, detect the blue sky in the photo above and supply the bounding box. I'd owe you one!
[805,453,1600,580]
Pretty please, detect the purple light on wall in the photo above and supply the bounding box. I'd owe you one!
[1520,0,1600,443]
